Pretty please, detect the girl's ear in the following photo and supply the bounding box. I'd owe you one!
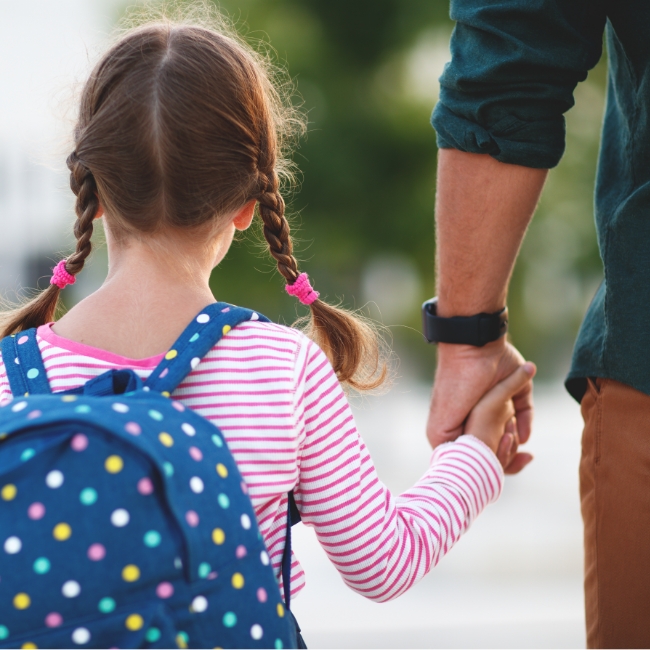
[232,200,256,231]
[94,203,104,220]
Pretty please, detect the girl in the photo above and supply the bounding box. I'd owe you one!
[0,12,533,641]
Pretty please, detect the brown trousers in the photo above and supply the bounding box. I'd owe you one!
[580,378,650,648]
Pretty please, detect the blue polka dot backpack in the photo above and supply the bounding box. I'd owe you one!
[0,303,303,649]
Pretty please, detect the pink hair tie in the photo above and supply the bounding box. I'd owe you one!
[50,260,76,290]
[285,272,319,306]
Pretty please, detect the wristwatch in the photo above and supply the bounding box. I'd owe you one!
[422,297,508,347]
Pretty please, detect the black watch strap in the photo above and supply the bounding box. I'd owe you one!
[422,297,508,347]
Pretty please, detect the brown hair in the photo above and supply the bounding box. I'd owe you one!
[0,15,386,391]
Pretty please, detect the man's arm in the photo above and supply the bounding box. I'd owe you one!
[427,0,607,472]
[427,149,546,473]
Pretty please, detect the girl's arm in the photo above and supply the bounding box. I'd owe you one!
[292,338,521,603]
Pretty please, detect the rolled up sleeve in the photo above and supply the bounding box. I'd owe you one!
[432,0,607,169]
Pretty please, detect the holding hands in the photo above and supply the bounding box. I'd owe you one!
[428,339,536,473]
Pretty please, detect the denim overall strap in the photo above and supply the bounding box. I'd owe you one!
[145,302,270,395]
[0,329,51,396]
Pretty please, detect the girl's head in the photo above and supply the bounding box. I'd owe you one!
[2,15,386,390]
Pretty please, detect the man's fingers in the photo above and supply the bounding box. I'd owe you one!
[512,380,534,444]
[496,432,514,466]
[482,362,536,407]
[504,452,533,475]
[514,405,533,445]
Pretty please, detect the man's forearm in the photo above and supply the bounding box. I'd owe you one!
[435,149,548,317]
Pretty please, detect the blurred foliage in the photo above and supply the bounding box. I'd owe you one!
[110,0,606,379]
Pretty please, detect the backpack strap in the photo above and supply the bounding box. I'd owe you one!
[282,491,302,609]
[0,328,51,397]
[145,302,270,395]
[282,491,307,647]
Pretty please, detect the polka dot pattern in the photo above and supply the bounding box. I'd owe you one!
[212,528,226,545]
[176,631,189,649]
[191,595,208,613]
[45,613,62,628]
[27,502,45,520]
[98,597,115,613]
[121,564,140,582]
[110,509,129,527]
[70,434,88,451]
[4,536,21,554]
[0,304,293,648]
[143,530,161,548]
[125,614,143,631]
[185,510,200,527]
[45,470,64,489]
[1,483,17,500]
[146,627,161,642]
[87,543,106,561]
[181,423,196,437]
[71,627,90,645]
[52,523,72,541]
[137,477,154,495]
[158,432,174,447]
[190,476,204,493]
[79,488,98,505]
[13,593,30,610]
[124,422,141,436]
[104,455,123,474]
[62,581,81,598]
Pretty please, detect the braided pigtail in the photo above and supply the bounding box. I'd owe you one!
[64,153,97,279]
[0,153,97,337]
[257,172,386,391]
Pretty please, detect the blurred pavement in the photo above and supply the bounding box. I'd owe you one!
[291,382,586,648]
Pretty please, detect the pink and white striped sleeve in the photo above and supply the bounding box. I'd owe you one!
[0,353,13,405]
[292,339,504,602]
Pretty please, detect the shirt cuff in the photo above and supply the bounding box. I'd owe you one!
[432,103,565,169]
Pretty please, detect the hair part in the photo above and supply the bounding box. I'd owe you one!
[0,3,387,391]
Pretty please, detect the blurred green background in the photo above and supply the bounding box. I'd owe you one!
[111,0,607,380]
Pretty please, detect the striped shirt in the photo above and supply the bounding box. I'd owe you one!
[0,320,503,602]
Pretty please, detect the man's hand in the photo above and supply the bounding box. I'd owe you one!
[464,361,536,458]
[426,338,534,474]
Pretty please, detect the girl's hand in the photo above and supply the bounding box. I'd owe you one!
[464,362,537,470]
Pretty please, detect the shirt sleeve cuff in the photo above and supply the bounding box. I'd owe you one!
[432,102,565,169]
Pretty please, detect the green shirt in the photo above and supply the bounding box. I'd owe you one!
[432,0,650,401]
